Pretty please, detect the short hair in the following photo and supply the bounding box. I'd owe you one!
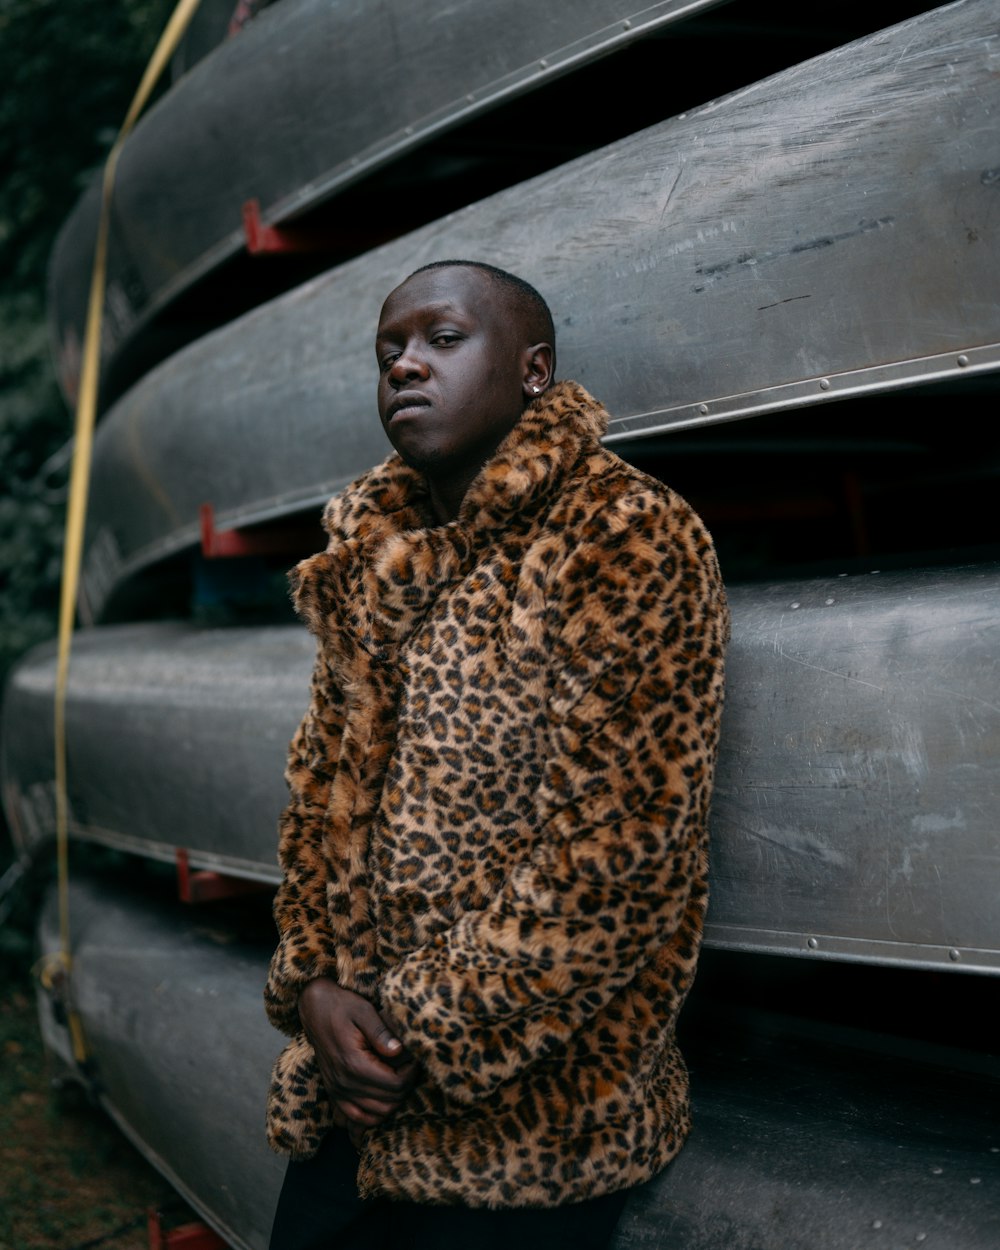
[405,259,555,354]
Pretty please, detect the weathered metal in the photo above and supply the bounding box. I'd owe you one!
[8,562,999,973]
[76,0,1000,620]
[36,879,286,1250]
[36,877,1000,1250]
[169,0,273,83]
[49,0,724,403]
[2,622,307,884]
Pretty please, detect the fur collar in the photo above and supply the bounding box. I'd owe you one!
[290,381,608,660]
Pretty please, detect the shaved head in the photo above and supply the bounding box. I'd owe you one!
[404,260,555,370]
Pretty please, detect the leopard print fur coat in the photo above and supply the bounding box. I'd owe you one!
[263,380,729,1208]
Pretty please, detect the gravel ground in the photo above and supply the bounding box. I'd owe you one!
[0,941,201,1250]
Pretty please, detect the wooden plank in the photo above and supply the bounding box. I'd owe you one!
[7,562,999,972]
[75,0,1000,618]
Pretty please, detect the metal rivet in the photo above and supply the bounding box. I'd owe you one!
[916,1235,927,1243]
[790,602,800,610]
[807,937,819,949]
[931,1166,944,1175]
[825,598,835,606]
[539,58,548,69]
[623,18,632,29]
[819,378,831,391]
[466,93,474,102]
[971,1177,982,1185]
[698,403,709,415]
[872,1220,883,1230]
[405,126,413,136]
[949,948,961,962]
[957,354,969,367]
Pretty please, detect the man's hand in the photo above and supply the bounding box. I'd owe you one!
[299,978,418,1141]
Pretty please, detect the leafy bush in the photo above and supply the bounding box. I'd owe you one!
[0,0,174,689]
[0,0,175,916]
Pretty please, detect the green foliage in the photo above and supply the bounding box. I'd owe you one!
[0,297,66,690]
[1,0,176,924]
[0,0,174,692]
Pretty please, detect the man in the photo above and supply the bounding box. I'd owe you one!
[264,261,729,1249]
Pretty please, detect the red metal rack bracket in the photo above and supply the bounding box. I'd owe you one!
[242,198,330,255]
[148,1208,228,1250]
[175,849,271,905]
[199,502,321,559]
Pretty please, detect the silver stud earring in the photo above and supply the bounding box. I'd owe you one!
[532,385,540,393]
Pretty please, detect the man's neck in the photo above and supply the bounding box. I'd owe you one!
[425,469,476,525]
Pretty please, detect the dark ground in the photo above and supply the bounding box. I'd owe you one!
[0,863,201,1250]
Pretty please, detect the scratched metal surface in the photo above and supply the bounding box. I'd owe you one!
[36,877,1000,1250]
[75,0,1000,619]
[1,622,312,883]
[48,0,722,403]
[708,562,1000,972]
[7,562,999,971]
[168,0,272,83]
[36,879,286,1250]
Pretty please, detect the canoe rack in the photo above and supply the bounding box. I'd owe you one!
[175,848,270,905]
[241,198,332,256]
[148,1208,227,1250]
[199,501,319,560]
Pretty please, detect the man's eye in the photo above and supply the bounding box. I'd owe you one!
[432,333,460,346]
[379,352,400,371]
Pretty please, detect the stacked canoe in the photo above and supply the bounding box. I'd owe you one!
[5,1,999,1246]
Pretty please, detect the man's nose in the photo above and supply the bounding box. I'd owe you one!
[389,345,429,383]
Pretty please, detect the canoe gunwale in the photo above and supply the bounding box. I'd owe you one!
[256,0,734,228]
[9,563,1000,980]
[52,0,729,398]
[704,923,1000,977]
[82,340,1000,617]
[35,875,1000,1250]
[603,340,1000,443]
[77,0,1000,621]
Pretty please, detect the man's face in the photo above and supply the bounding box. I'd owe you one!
[375,267,529,479]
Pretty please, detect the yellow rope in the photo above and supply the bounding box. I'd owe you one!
[48,0,204,1065]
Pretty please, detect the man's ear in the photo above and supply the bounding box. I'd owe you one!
[522,343,555,399]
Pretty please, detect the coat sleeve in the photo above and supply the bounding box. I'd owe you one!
[379,488,730,1103]
[264,653,346,1036]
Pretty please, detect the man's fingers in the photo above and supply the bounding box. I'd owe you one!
[367,1020,405,1061]
[317,1052,413,1103]
[353,1002,409,1064]
[337,1049,415,1096]
[335,1097,392,1126]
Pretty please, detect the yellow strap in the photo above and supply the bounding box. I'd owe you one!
[49,0,204,1065]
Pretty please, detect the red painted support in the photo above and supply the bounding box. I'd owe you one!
[148,1208,228,1250]
[199,502,320,559]
[242,198,329,255]
[175,849,270,905]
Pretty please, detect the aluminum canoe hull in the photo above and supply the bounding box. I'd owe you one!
[36,877,1000,1250]
[49,0,723,404]
[76,0,1000,619]
[8,562,1000,973]
[36,879,286,1250]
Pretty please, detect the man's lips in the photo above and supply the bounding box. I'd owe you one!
[387,392,431,422]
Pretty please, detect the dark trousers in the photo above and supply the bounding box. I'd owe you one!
[269,1129,629,1250]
